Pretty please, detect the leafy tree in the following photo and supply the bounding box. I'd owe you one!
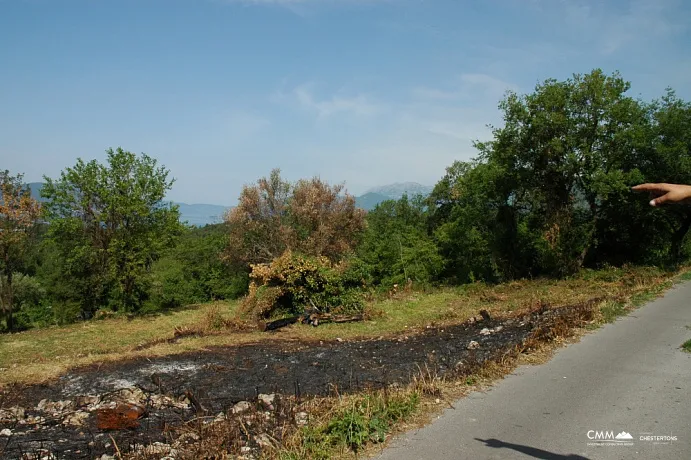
[471,70,650,276]
[42,148,182,315]
[0,171,41,330]
[427,70,691,280]
[12,273,51,330]
[428,161,514,282]
[224,169,366,267]
[359,195,443,286]
[642,91,691,261]
[149,224,249,309]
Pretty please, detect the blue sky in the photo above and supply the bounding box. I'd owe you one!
[1,0,690,205]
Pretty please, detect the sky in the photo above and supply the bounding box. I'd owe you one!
[1,0,690,206]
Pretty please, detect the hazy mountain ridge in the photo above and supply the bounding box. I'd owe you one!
[175,203,231,226]
[354,192,390,211]
[364,182,434,200]
[354,182,433,210]
[26,183,230,227]
[25,181,433,223]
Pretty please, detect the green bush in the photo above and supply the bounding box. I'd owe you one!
[359,196,443,287]
[241,251,367,319]
[11,274,52,329]
[148,224,250,310]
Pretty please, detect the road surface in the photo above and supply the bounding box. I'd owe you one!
[377,282,691,459]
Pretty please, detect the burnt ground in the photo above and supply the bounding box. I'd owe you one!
[0,302,596,459]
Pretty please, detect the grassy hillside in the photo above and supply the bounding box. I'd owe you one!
[0,265,682,386]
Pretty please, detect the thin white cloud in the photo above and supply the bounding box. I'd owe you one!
[293,83,382,118]
[460,73,518,96]
[413,73,518,103]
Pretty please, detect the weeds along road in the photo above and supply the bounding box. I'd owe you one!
[377,282,691,460]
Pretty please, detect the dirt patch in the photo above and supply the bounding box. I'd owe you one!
[0,301,596,459]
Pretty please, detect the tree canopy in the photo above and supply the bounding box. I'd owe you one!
[224,169,366,267]
[41,148,182,315]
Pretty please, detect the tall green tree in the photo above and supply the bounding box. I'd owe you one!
[42,148,182,315]
[473,69,649,276]
[0,171,41,330]
[644,91,691,261]
[359,195,443,286]
[149,224,249,309]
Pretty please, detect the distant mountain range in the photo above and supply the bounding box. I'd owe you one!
[25,181,433,225]
[174,203,230,226]
[364,182,434,199]
[355,182,433,211]
[26,183,230,227]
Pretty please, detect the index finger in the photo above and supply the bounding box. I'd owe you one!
[631,183,665,192]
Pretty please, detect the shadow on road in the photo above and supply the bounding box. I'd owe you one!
[474,438,590,460]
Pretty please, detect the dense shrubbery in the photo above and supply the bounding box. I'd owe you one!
[358,195,444,286]
[147,224,248,311]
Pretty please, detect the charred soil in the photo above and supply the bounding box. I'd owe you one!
[0,301,598,459]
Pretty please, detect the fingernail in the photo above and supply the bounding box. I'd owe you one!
[650,200,656,206]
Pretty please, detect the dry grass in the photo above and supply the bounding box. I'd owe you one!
[0,265,684,387]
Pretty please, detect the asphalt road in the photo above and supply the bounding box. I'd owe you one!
[377,282,691,460]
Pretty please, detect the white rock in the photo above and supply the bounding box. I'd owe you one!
[232,401,252,414]
[467,340,480,350]
[258,393,276,410]
[25,415,46,425]
[117,388,145,403]
[0,428,12,436]
[295,411,309,427]
[0,406,25,422]
[62,411,90,427]
[480,328,491,336]
[75,395,100,408]
[494,325,504,332]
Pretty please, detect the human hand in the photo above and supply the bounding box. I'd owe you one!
[631,183,691,206]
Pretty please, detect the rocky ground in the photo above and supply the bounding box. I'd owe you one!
[0,301,595,459]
